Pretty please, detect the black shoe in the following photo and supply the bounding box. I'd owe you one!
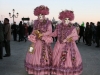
[25,39,26,42]
[85,44,88,45]
[3,54,10,57]
[95,46,99,48]
[0,57,3,59]
[88,44,91,46]
[18,40,20,42]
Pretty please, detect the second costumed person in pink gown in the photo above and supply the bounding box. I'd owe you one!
[25,5,53,75]
[51,10,83,75]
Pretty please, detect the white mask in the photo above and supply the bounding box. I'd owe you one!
[65,18,70,25]
[39,14,43,20]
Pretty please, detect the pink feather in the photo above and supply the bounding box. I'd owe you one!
[59,10,74,21]
[34,5,49,16]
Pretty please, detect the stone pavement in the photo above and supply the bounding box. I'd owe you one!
[0,40,100,75]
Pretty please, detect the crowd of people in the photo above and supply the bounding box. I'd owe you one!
[73,21,100,47]
[0,19,33,60]
[0,18,11,59]
[11,21,33,42]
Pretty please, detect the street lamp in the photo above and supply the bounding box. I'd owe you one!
[9,9,19,24]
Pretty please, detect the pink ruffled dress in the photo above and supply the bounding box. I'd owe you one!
[25,19,53,75]
[51,23,83,75]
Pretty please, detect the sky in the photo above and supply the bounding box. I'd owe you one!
[0,0,100,25]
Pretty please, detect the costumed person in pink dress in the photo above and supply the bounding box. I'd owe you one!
[25,5,53,75]
[51,10,83,75]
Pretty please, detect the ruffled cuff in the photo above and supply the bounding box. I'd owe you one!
[28,34,36,43]
[42,36,53,44]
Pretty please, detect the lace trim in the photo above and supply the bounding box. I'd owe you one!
[52,63,83,73]
[25,61,51,71]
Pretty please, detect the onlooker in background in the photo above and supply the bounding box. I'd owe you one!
[28,25,33,35]
[18,22,27,42]
[78,22,85,43]
[90,22,96,43]
[84,22,89,45]
[18,21,23,42]
[0,21,4,59]
[24,23,28,37]
[74,22,80,35]
[95,21,100,47]
[87,25,92,46]
[73,22,80,44]
[3,18,11,57]
[23,23,28,42]
[11,22,17,41]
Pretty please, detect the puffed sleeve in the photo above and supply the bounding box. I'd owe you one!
[67,28,79,41]
[28,34,36,43]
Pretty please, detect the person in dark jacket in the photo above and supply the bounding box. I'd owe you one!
[84,22,89,45]
[78,25,85,43]
[0,21,4,59]
[11,22,17,41]
[3,18,11,57]
[28,25,33,35]
[95,21,100,47]
[90,22,96,43]
[87,25,92,46]
[18,21,23,42]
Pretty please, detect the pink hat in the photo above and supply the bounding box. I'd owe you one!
[34,5,49,16]
[59,10,74,21]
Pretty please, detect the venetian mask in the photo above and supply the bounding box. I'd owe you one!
[38,14,44,21]
[64,18,70,25]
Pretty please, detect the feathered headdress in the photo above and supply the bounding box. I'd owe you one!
[59,10,74,21]
[34,5,49,16]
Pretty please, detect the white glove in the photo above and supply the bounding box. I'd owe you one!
[29,47,33,52]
